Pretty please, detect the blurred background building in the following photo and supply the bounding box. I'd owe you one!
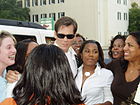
[22,0,129,49]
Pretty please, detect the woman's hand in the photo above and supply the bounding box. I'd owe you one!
[6,70,19,83]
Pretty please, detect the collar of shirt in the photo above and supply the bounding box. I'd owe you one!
[54,41,76,59]
[54,41,77,77]
[1,69,6,78]
[78,64,102,77]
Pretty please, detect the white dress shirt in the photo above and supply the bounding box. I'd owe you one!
[65,47,77,77]
[54,42,78,77]
[6,74,21,98]
[75,64,114,105]
[0,70,7,102]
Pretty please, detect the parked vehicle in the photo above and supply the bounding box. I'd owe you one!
[0,19,55,44]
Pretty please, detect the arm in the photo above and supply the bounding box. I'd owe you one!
[95,71,114,105]
[6,70,19,83]
[102,71,114,105]
[0,76,7,102]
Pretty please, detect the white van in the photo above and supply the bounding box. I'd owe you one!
[0,19,55,44]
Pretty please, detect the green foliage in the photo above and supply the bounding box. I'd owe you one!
[131,2,139,8]
[0,0,30,21]
[128,2,140,32]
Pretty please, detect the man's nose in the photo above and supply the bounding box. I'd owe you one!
[64,36,68,41]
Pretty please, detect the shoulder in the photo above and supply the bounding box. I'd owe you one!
[96,65,113,78]
[99,68,114,83]
[69,47,76,54]
[106,59,124,71]
[0,76,6,82]
[106,59,128,74]
[107,59,120,66]
[0,69,6,80]
[100,68,113,76]
[0,98,16,105]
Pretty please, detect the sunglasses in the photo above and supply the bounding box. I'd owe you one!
[57,33,75,39]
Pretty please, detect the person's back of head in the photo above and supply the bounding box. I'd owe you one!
[13,44,83,105]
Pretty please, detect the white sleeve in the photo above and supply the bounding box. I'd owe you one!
[103,71,114,104]
[6,74,21,98]
[0,76,7,102]
[6,81,18,98]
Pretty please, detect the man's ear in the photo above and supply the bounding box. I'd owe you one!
[54,31,57,39]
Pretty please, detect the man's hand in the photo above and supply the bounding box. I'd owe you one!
[6,70,19,83]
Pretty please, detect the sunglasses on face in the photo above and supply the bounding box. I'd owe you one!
[57,33,75,39]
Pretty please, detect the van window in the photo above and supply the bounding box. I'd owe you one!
[45,37,55,44]
[13,34,37,42]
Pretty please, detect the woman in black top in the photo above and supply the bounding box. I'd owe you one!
[107,32,140,105]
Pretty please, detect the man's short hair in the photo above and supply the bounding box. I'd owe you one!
[55,16,78,34]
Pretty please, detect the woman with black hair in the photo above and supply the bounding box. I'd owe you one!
[106,32,140,105]
[105,35,126,64]
[75,40,113,105]
[1,44,84,105]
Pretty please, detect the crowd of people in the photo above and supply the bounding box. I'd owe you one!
[0,16,140,105]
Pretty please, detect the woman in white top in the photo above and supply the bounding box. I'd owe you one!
[0,31,16,102]
[75,40,113,105]
[6,39,38,98]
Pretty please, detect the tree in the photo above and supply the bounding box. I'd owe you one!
[0,0,30,21]
[128,2,140,32]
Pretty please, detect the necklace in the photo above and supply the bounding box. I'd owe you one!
[84,72,91,77]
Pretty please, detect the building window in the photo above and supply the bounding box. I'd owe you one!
[35,0,38,6]
[123,0,127,5]
[117,12,121,20]
[58,12,65,18]
[49,13,56,21]
[32,15,35,22]
[124,13,127,20]
[32,0,34,6]
[32,0,38,6]
[34,14,39,22]
[25,0,30,7]
[124,32,127,35]
[43,0,46,5]
[49,0,55,4]
[29,15,31,22]
[40,0,46,5]
[58,0,64,3]
[41,14,47,18]
[118,32,122,35]
[40,0,42,5]
[117,0,121,4]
